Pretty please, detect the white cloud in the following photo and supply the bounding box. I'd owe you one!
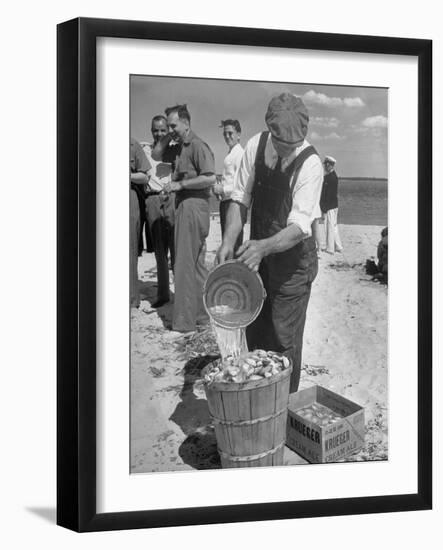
[311,131,344,141]
[303,89,365,108]
[343,97,365,107]
[303,90,342,107]
[362,115,388,128]
[311,116,340,128]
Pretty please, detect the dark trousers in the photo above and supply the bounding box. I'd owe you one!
[145,194,175,301]
[246,255,317,393]
[220,199,243,254]
[130,190,141,307]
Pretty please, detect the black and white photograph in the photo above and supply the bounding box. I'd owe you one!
[0,0,437,543]
[129,75,388,473]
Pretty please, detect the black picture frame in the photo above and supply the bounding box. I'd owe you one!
[57,17,432,532]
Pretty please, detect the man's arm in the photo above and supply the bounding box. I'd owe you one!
[216,201,247,264]
[131,140,151,185]
[215,135,259,264]
[130,171,149,185]
[165,174,215,192]
[180,174,215,189]
[185,140,215,189]
[236,224,305,272]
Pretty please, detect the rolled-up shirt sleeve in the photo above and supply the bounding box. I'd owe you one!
[131,139,151,173]
[230,133,261,207]
[221,144,244,200]
[193,141,215,175]
[287,154,323,237]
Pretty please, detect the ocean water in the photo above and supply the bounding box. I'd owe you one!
[209,178,388,227]
[338,179,388,226]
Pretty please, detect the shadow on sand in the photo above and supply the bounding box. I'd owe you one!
[139,280,175,330]
[169,355,221,470]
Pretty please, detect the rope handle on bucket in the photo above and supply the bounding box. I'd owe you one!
[218,441,285,462]
[211,407,287,427]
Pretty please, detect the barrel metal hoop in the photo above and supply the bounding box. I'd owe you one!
[211,407,287,427]
[218,441,285,462]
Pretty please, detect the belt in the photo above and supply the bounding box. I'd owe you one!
[146,191,161,197]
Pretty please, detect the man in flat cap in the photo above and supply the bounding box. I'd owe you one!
[320,155,343,254]
[216,93,323,392]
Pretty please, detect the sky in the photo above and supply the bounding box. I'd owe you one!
[130,75,388,178]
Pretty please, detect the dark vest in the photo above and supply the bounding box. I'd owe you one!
[250,131,318,278]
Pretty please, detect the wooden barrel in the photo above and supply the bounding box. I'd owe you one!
[204,364,292,468]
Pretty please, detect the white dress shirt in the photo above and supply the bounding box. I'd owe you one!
[220,143,244,201]
[142,142,173,193]
[231,133,323,237]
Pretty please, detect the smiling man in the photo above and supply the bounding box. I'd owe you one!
[213,119,244,252]
[154,104,216,333]
[216,93,323,392]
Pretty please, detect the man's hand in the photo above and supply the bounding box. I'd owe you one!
[215,243,234,266]
[212,182,224,197]
[236,240,267,272]
[164,180,182,193]
[159,190,170,204]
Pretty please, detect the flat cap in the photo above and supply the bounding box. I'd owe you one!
[265,93,309,145]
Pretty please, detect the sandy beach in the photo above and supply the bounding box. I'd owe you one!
[130,217,388,472]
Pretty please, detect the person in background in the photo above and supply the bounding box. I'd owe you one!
[216,93,323,392]
[320,155,343,254]
[212,119,244,252]
[377,227,388,284]
[130,138,151,308]
[154,104,216,333]
[143,115,180,308]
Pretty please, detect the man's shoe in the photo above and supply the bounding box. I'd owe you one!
[152,297,169,308]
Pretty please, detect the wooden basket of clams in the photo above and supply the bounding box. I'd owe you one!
[202,350,292,468]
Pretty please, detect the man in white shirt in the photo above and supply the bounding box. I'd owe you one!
[216,93,323,392]
[213,119,244,251]
[143,115,179,308]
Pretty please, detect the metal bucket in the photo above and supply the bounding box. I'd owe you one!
[203,260,266,329]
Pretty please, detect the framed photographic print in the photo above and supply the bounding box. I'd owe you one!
[57,17,432,532]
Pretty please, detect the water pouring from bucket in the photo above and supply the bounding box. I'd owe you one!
[202,262,293,469]
[203,260,266,360]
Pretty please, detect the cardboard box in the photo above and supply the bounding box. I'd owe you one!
[286,385,365,463]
